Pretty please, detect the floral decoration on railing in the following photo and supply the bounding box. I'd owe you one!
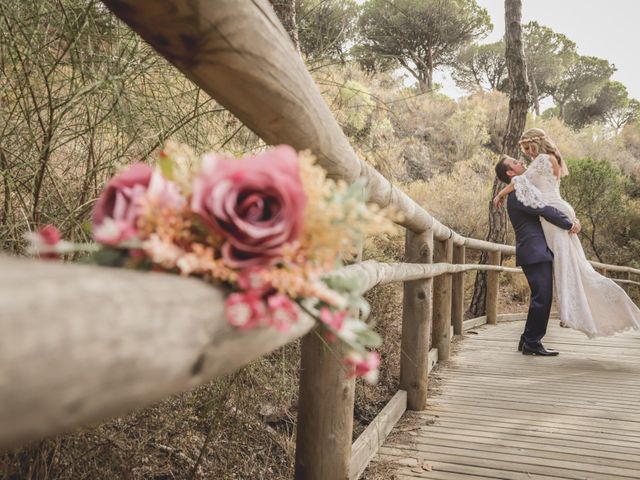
[26,143,396,382]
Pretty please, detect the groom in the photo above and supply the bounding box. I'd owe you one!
[495,155,580,356]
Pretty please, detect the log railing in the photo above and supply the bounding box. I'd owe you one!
[2,1,639,478]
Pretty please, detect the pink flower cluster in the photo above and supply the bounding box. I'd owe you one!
[26,144,382,383]
[225,268,299,331]
[26,225,63,259]
[345,351,380,383]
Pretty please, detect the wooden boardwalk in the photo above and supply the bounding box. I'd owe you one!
[372,319,640,480]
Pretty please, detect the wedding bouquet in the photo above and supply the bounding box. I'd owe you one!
[26,143,395,382]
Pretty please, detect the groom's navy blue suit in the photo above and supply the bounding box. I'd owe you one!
[506,191,573,347]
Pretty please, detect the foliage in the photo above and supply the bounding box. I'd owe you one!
[566,81,640,131]
[452,41,507,93]
[560,157,635,262]
[0,0,260,254]
[357,0,491,92]
[335,80,376,134]
[548,55,615,120]
[297,0,359,64]
[522,21,577,112]
[404,155,494,238]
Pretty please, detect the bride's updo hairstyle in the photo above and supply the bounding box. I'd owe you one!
[518,128,569,177]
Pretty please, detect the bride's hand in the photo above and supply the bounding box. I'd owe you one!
[569,219,581,234]
[492,194,505,209]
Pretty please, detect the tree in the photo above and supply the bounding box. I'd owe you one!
[452,41,507,92]
[269,0,300,49]
[566,80,640,131]
[548,55,615,119]
[561,158,630,262]
[469,0,530,317]
[296,0,359,63]
[357,0,491,92]
[522,21,576,115]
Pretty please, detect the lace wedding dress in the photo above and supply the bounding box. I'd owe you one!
[513,154,640,338]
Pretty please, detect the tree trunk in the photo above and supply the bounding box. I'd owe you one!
[416,68,433,94]
[530,75,540,115]
[269,0,299,50]
[558,101,566,119]
[469,0,530,317]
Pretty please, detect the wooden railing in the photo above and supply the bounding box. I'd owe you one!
[1,1,639,479]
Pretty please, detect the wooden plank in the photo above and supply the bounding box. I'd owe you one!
[417,407,640,438]
[462,316,487,330]
[462,312,530,331]
[388,435,640,470]
[378,452,611,480]
[380,445,640,479]
[373,320,640,479]
[405,429,640,461]
[412,414,640,447]
[349,390,407,480]
[424,401,640,431]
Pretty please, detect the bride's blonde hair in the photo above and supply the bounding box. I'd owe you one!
[519,128,569,177]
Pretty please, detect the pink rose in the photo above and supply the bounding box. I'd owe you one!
[345,351,380,383]
[266,293,298,332]
[92,164,185,246]
[92,163,153,245]
[225,292,267,330]
[191,145,307,268]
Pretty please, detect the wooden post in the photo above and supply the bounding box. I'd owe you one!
[623,271,631,292]
[295,222,364,480]
[432,238,453,361]
[451,245,466,336]
[295,335,354,479]
[486,250,501,325]
[400,229,434,411]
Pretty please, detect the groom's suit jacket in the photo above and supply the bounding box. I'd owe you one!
[506,191,573,266]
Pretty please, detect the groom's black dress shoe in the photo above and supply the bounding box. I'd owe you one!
[518,339,524,352]
[522,343,559,356]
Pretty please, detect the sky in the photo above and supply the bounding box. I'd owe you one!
[434,0,640,102]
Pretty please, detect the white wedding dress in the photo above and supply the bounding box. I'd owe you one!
[513,154,640,338]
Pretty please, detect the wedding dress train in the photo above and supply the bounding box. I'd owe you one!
[513,154,640,338]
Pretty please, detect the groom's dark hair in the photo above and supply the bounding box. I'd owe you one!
[495,155,513,184]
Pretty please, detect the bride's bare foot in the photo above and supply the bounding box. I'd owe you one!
[559,321,569,328]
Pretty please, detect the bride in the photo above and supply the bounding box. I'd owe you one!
[493,128,640,338]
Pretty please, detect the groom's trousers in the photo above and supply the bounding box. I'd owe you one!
[520,261,554,346]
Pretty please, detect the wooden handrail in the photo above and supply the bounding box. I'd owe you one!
[337,260,522,295]
[589,261,640,276]
[0,255,315,449]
